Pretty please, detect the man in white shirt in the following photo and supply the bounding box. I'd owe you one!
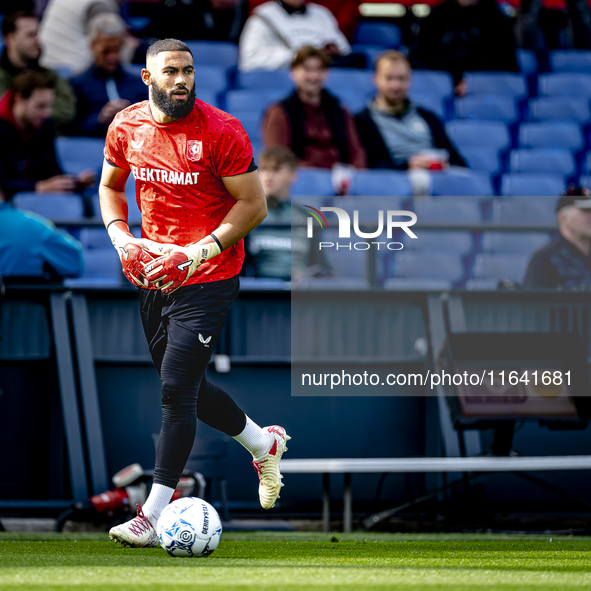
[239,0,353,71]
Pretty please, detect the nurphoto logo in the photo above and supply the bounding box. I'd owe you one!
[302,205,417,251]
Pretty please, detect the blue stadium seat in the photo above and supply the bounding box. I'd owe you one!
[550,50,591,73]
[527,97,591,123]
[236,69,292,91]
[409,92,447,119]
[197,90,219,109]
[401,230,474,256]
[500,173,566,196]
[462,147,502,175]
[225,89,285,115]
[412,70,454,97]
[350,44,385,66]
[538,73,591,96]
[464,72,528,99]
[454,95,519,123]
[431,170,493,196]
[445,120,511,151]
[65,249,122,287]
[509,148,576,177]
[319,229,370,282]
[334,89,372,114]
[291,168,335,197]
[14,193,84,221]
[414,197,483,222]
[231,110,261,142]
[354,22,402,47]
[184,41,238,69]
[492,196,560,224]
[482,231,551,256]
[384,252,464,290]
[325,69,373,95]
[469,253,530,285]
[332,195,409,223]
[518,122,584,150]
[193,65,227,94]
[80,228,114,250]
[289,194,331,209]
[350,170,413,197]
[56,137,105,174]
[517,49,538,77]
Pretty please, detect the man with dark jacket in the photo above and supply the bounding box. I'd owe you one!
[524,187,591,289]
[355,51,466,174]
[67,13,147,137]
[0,70,95,200]
[0,10,75,128]
[410,0,518,94]
[262,46,366,170]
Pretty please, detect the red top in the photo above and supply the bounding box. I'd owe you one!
[104,99,254,285]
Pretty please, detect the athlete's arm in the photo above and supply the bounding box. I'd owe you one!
[217,169,268,249]
[99,159,161,287]
[143,170,267,294]
[99,159,131,226]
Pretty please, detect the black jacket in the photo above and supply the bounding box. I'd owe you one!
[523,236,591,288]
[410,0,519,83]
[354,104,466,170]
[0,117,62,199]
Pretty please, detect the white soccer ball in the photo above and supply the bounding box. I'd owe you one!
[157,497,222,557]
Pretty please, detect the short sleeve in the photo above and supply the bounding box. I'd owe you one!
[214,118,254,178]
[104,117,130,170]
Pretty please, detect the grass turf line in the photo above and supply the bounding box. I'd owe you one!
[1,534,590,590]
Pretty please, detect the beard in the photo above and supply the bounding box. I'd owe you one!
[151,79,196,120]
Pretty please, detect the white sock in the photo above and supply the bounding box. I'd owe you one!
[233,416,273,460]
[143,483,175,527]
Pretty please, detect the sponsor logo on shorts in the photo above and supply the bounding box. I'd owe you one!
[199,334,212,347]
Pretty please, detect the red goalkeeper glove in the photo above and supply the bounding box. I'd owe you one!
[142,234,222,295]
[107,220,161,288]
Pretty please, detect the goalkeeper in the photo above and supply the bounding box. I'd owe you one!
[100,38,290,548]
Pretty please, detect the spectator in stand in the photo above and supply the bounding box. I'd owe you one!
[144,0,247,43]
[0,10,75,127]
[248,0,362,41]
[524,187,591,289]
[410,0,518,95]
[355,51,465,193]
[246,146,329,280]
[239,0,365,71]
[39,0,136,75]
[0,186,84,282]
[262,46,366,170]
[66,14,147,138]
[0,70,95,201]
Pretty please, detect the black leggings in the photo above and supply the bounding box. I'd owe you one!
[139,276,246,489]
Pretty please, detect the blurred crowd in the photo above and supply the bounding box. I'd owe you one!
[1,0,591,288]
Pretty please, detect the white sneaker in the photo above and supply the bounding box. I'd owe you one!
[109,502,159,548]
[252,425,290,509]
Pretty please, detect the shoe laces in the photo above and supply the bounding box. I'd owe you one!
[128,502,152,537]
[252,459,267,482]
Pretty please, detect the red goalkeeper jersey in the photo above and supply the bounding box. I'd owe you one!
[104,99,256,285]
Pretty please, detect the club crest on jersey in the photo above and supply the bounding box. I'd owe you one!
[187,140,202,162]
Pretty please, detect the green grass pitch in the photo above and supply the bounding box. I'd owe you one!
[1,531,591,590]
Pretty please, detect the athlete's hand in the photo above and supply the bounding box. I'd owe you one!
[107,220,163,288]
[142,235,222,295]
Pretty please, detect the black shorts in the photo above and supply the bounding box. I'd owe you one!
[138,275,240,373]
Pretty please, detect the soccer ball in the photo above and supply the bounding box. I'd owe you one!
[157,497,222,557]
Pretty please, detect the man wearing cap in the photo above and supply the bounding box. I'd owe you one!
[523,186,591,288]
